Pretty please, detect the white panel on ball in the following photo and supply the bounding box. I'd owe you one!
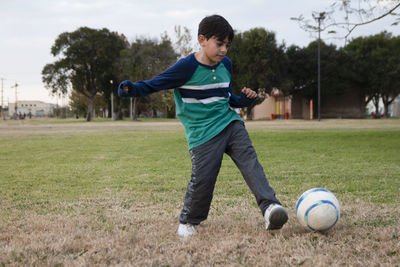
[296,188,340,232]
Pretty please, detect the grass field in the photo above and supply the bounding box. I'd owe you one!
[0,119,399,266]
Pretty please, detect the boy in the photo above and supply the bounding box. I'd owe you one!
[118,15,288,237]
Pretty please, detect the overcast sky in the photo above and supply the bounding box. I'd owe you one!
[1,0,399,104]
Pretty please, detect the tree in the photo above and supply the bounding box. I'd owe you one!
[118,37,178,119]
[147,36,179,118]
[345,32,400,116]
[69,90,88,118]
[285,41,351,115]
[103,33,130,120]
[285,44,315,99]
[314,42,349,97]
[380,35,400,116]
[173,25,194,58]
[69,90,107,118]
[42,27,127,121]
[228,28,288,118]
[292,0,400,43]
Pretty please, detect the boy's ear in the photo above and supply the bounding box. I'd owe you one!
[198,34,207,46]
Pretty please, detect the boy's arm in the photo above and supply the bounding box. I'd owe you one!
[221,57,257,108]
[118,57,194,98]
[229,87,257,108]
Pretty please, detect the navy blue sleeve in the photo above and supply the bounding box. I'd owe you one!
[118,55,196,98]
[222,57,256,108]
[229,92,256,108]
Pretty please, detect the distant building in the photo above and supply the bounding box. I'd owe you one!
[389,96,400,117]
[252,87,366,120]
[8,100,56,117]
[252,89,291,120]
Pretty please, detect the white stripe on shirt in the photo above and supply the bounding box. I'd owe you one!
[182,96,227,104]
[180,82,230,90]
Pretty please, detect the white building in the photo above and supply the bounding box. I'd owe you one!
[390,96,400,117]
[8,100,55,117]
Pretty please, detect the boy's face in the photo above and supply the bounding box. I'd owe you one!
[198,35,230,65]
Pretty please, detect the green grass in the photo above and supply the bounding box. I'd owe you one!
[1,122,399,213]
[251,130,400,203]
[0,131,186,209]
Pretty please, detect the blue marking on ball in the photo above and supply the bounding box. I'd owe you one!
[304,200,339,232]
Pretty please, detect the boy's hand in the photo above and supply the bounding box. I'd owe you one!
[118,80,136,98]
[241,87,257,99]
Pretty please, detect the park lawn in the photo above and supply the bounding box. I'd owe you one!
[0,119,399,266]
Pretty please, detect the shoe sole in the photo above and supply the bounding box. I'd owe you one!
[267,207,288,230]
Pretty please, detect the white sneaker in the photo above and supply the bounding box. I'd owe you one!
[264,204,288,230]
[177,223,196,237]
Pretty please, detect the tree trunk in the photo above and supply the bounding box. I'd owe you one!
[166,106,176,118]
[382,96,394,118]
[133,97,138,120]
[86,96,95,121]
[371,95,379,114]
[384,103,389,117]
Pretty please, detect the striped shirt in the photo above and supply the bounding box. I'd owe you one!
[118,53,254,149]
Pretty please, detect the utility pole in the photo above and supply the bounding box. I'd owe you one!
[11,82,18,114]
[1,78,4,120]
[1,78,4,107]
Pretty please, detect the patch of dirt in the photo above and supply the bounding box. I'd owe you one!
[0,120,183,136]
[1,119,399,137]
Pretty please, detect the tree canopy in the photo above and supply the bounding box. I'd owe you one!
[345,32,400,116]
[286,41,350,99]
[228,28,288,116]
[118,36,178,119]
[42,27,127,121]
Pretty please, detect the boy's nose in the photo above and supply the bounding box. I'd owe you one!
[220,45,227,53]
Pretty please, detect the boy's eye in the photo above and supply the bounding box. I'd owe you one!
[217,42,229,48]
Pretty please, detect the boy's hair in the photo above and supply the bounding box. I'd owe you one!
[198,15,234,43]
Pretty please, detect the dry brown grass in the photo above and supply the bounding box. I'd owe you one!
[1,196,399,266]
[0,120,183,136]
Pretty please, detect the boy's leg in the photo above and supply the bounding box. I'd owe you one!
[225,121,281,215]
[179,128,229,225]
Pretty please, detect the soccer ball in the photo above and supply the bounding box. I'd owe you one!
[296,188,340,232]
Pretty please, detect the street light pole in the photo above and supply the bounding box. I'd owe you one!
[11,82,18,114]
[110,80,114,120]
[130,97,133,119]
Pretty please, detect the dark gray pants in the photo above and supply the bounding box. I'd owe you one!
[179,120,281,225]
